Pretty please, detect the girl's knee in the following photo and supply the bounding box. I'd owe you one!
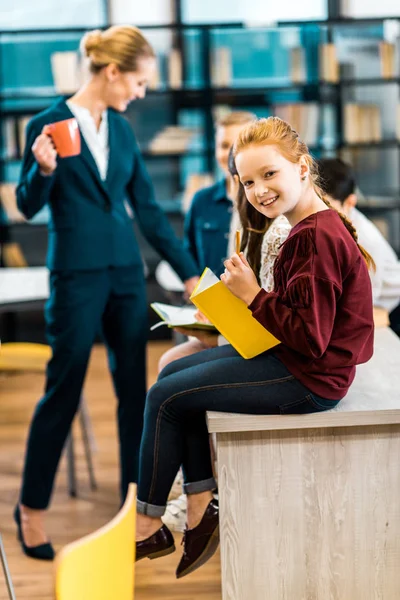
[146,381,168,414]
[158,340,206,379]
[158,348,179,376]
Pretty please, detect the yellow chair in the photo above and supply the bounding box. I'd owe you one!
[0,342,97,496]
[55,483,136,600]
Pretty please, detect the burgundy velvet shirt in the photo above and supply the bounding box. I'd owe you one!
[248,210,374,400]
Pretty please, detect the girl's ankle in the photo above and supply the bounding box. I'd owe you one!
[136,516,163,541]
[186,491,213,529]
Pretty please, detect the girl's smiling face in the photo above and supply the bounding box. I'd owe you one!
[235,143,308,220]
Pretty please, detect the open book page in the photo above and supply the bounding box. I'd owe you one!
[192,269,220,294]
[150,302,216,331]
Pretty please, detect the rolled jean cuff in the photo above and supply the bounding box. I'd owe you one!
[137,499,166,518]
[183,477,217,495]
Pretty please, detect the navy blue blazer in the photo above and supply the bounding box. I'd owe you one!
[17,99,198,279]
[183,179,232,276]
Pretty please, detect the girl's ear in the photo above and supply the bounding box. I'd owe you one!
[299,155,309,180]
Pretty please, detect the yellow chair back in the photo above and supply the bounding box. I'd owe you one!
[0,342,51,372]
[55,483,136,600]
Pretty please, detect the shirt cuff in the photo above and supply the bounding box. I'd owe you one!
[248,287,269,311]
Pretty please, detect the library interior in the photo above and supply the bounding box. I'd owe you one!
[1,0,400,599]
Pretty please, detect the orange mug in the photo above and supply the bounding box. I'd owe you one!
[43,118,81,158]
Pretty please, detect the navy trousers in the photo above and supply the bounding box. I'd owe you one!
[20,265,148,508]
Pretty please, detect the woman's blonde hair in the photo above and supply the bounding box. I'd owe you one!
[233,117,375,271]
[80,25,155,74]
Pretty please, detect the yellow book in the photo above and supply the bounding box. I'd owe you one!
[190,268,281,359]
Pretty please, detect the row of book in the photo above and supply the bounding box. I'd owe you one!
[147,126,198,154]
[48,41,399,95]
[343,104,400,144]
[344,104,382,143]
[3,104,400,161]
[1,116,32,160]
[0,183,25,223]
[273,103,319,147]
[0,174,396,251]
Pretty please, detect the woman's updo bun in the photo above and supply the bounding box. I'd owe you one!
[80,29,103,58]
[79,25,155,73]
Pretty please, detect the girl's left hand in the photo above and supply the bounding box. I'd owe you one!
[183,276,200,300]
[221,253,262,305]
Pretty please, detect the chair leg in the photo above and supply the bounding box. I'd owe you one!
[0,534,17,600]
[79,395,97,453]
[78,396,97,491]
[66,433,77,498]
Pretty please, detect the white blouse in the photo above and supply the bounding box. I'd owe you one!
[227,210,291,290]
[218,213,291,345]
[66,101,109,181]
[259,214,291,291]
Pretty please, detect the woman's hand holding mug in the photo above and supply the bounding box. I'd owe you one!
[32,127,58,176]
[33,118,81,176]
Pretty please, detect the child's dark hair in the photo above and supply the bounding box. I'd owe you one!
[233,117,375,272]
[228,147,271,283]
[317,158,356,203]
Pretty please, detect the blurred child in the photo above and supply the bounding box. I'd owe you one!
[183,111,256,276]
[318,158,400,335]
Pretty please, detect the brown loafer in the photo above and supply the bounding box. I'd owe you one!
[176,498,219,579]
[136,524,175,562]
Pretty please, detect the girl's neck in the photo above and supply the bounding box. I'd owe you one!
[68,78,107,129]
[285,187,329,227]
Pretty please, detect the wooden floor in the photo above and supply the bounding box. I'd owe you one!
[0,342,222,599]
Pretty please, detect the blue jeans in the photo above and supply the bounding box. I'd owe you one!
[137,345,339,517]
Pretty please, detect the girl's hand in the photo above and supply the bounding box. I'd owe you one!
[221,252,261,305]
[32,127,58,176]
[194,310,210,324]
[174,327,219,348]
[183,276,200,300]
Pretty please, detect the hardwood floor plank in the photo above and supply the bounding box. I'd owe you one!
[0,342,222,599]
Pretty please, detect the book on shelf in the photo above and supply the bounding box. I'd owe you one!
[290,47,306,83]
[168,49,182,90]
[150,302,216,331]
[211,47,232,87]
[319,43,339,83]
[0,183,25,223]
[370,217,390,241]
[190,268,280,359]
[147,126,197,154]
[148,56,161,90]
[50,51,80,94]
[1,243,28,267]
[17,115,33,156]
[344,103,382,143]
[273,103,319,147]
[379,41,396,78]
[2,118,17,159]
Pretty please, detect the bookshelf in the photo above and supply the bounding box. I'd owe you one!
[1,11,400,257]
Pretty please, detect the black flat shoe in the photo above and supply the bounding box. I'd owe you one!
[176,498,219,579]
[14,505,55,561]
[136,524,175,562]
